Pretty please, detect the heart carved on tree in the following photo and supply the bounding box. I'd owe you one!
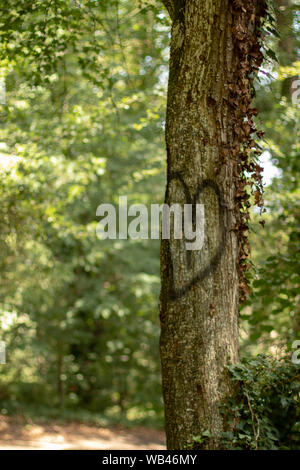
[165,172,228,300]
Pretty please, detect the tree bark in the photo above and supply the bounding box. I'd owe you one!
[160,0,265,449]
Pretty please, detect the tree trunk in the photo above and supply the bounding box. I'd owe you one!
[160,0,266,449]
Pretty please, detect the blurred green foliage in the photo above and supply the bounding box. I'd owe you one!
[0,0,169,425]
[241,0,300,356]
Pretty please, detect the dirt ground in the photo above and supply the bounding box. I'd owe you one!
[0,417,166,450]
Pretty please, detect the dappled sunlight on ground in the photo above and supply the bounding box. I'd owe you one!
[0,417,165,450]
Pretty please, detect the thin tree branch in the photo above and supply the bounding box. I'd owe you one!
[245,386,260,450]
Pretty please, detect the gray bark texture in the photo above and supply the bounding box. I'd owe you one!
[160,0,265,449]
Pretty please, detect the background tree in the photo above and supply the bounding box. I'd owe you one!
[160,0,269,449]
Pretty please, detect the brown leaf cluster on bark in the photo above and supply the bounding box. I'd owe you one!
[226,0,267,302]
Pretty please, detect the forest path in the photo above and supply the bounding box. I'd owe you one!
[0,417,165,450]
